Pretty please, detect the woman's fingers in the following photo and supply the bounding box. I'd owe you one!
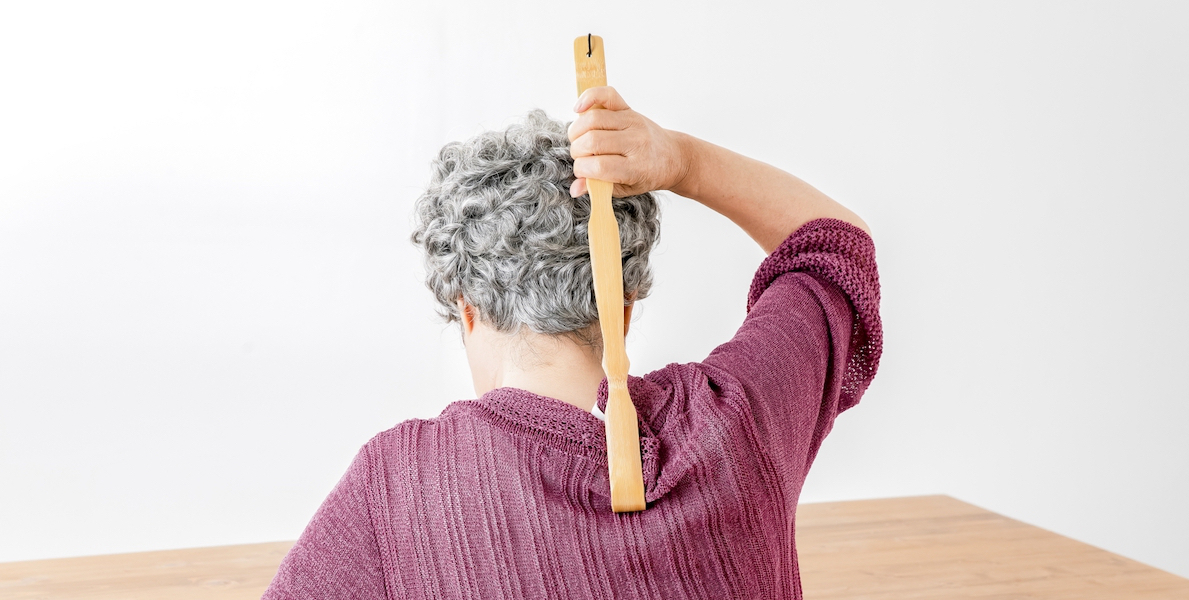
[569,178,587,198]
[569,110,641,197]
[568,85,680,197]
[573,154,632,187]
[573,154,627,181]
[567,108,634,143]
[568,87,634,143]
[571,177,644,199]
[570,129,637,159]
[574,86,630,114]
[570,177,639,199]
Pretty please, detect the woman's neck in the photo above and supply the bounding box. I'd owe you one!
[465,324,606,412]
[499,348,606,412]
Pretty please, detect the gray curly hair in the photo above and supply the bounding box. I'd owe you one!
[410,110,660,342]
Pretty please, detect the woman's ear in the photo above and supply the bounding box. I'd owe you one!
[457,297,476,336]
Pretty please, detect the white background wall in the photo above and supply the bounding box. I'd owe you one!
[2,0,1186,579]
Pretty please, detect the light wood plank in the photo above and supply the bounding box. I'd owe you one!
[0,541,292,600]
[797,495,1189,599]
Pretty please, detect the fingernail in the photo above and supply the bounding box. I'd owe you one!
[573,98,584,112]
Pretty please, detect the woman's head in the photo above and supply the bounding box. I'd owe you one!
[410,110,660,345]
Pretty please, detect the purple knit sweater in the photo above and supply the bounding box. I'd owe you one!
[263,218,882,599]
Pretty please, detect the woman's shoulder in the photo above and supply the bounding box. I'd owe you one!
[362,403,474,453]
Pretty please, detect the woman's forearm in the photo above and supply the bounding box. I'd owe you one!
[668,132,869,254]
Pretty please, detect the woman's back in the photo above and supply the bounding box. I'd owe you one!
[264,218,880,599]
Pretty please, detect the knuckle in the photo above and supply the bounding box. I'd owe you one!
[589,156,611,180]
[572,160,589,178]
[588,156,606,177]
[568,116,588,140]
[570,134,587,156]
[588,131,608,155]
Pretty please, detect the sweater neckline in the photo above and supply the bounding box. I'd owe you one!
[470,377,662,494]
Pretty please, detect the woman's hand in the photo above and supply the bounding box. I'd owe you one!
[568,86,690,198]
[570,85,868,251]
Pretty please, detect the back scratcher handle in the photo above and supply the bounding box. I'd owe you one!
[573,34,646,513]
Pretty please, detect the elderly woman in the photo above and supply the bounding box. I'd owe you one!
[264,87,881,599]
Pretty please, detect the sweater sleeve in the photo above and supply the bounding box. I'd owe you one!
[262,444,388,600]
[701,218,881,470]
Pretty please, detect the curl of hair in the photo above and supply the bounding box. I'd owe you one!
[410,110,661,338]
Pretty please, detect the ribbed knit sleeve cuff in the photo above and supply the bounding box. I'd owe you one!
[747,218,883,406]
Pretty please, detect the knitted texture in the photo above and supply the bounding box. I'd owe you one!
[746,218,881,412]
[263,218,882,600]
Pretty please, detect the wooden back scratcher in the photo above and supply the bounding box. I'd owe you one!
[573,34,647,513]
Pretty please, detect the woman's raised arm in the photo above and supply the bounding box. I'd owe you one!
[569,86,868,253]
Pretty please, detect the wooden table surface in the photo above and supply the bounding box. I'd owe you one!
[2,495,1186,599]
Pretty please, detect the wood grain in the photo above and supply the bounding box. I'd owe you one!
[2,496,1187,598]
[796,495,1189,599]
[0,541,292,600]
[573,33,646,513]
